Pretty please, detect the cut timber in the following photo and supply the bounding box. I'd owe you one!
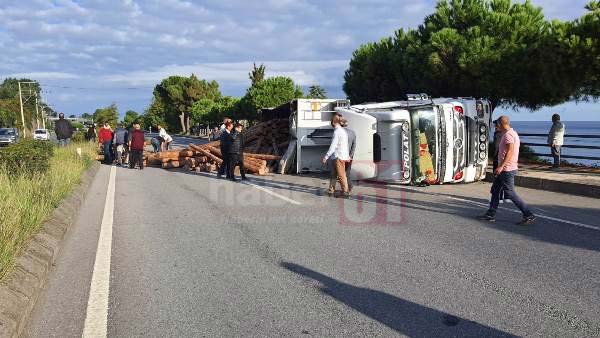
[244,153,282,161]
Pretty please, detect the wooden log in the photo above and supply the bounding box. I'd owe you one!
[245,153,282,161]
[162,161,181,169]
[193,146,223,165]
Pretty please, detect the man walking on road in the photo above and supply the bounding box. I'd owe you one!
[548,113,565,169]
[322,114,350,198]
[113,123,129,166]
[218,122,234,179]
[479,116,535,225]
[55,112,74,147]
[129,121,145,170]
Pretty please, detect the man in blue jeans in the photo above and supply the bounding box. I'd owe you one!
[479,116,535,226]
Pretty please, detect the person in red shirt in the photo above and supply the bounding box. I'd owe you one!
[128,121,146,170]
[98,122,113,165]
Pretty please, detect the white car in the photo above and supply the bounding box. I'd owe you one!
[33,129,50,141]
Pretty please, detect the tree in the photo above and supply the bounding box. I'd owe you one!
[93,103,119,127]
[308,85,327,99]
[69,114,76,118]
[81,113,92,119]
[152,74,221,134]
[249,63,266,86]
[0,78,41,132]
[122,110,139,128]
[190,96,240,126]
[239,76,303,120]
[344,0,600,110]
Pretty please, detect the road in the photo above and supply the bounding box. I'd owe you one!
[26,164,600,337]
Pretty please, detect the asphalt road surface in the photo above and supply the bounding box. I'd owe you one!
[26,165,600,337]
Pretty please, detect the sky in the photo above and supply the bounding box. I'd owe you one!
[0,0,597,121]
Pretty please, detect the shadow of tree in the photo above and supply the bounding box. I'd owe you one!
[281,262,518,338]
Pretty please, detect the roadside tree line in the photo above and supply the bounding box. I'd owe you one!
[141,63,327,134]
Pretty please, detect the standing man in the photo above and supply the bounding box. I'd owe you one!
[85,124,97,142]
[98,122,113,165]
[228,123,247,181]
[55,113,74,147]
[113,123,129,166]
[548,113,565,169]
[321,114,350,198]
[128,121,145,170]
[479,116,535,225]
[218,122,234,179]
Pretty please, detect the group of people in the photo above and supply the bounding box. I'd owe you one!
[96,121,147,170]
[322,113,356,198]
[217,118,247,181]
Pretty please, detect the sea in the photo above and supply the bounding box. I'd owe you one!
[510,121,600,166]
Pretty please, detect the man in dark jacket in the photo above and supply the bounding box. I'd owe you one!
[218,122,234,179]
[228,124,247,181]
[113,123,129,166]
[55,113,74,147]
[128,122,145,170]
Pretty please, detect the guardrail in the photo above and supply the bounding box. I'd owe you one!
[519,133,600,161]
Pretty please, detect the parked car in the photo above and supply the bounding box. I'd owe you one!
[33,129,50,141]
[0,128,19,146]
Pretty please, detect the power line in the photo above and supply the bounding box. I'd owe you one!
[40,84,155,91]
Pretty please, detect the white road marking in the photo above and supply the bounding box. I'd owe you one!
[242,181,302,205]
[401,186,600,231]
[82,165,116,338]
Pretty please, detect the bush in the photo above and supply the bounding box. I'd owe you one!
[0,142,97,280]
[0,139,54,176]
[71,130,86,143]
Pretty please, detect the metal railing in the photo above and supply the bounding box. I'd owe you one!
[519,133,600,161]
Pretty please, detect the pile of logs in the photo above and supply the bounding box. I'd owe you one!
[145,119,289,176]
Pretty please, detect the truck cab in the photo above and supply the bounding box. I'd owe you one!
[335,96,492,185]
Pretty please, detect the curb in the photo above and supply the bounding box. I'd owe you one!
[0,162,100,338]
[485,172,600,199]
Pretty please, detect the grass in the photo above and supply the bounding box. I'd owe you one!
[0,142,97,280]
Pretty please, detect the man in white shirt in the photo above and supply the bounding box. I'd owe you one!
[157,124,173,151]
[322,115,350,197]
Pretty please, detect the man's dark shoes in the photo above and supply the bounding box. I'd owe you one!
[517,215,536,226]
[230,178,239,182]
[477,214,496,222]
[241,177,248,181]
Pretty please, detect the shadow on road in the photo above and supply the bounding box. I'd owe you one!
[281,262,518,338]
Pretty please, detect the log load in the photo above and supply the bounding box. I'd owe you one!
[101,118,293,177]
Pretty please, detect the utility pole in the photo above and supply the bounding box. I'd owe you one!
[35,96,40,130]
[17,81,38,137]
[18,82,26,136]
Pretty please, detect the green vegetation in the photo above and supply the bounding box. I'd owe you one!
[152,74,221,134]
[0,139,54,177]
[145,64,304,132]
[344,0,600,109]
[0,78,54,132]
[308,85,327,99]
[93,103,119,127]
[0,142,97,280]
[122,110,140,128]
[239,76,304,121]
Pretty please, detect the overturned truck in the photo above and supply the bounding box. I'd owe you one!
[272,96,492,185]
